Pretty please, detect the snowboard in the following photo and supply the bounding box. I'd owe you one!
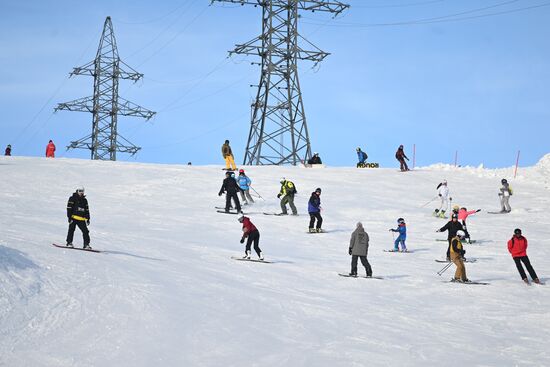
[338,273,384,280]
[52,243,100,253]
[383,250,413,253]
[435,258,477,263]
[446,280,489,285]
[487,211,509,214]
[231,256,272,263]
[217,210,243,215]
[306,230,327,234]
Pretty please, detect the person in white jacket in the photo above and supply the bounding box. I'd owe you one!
[434,180,452,218]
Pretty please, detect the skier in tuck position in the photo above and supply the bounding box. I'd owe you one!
[237,169,254,205]
[507,228,540,284]
[308,188,323,233]
[238,215,263,260]
[277,178,298,215]
[389,218,407,252]
[348,222,372,277]
[437,213,464,261]
[219,171,242,214]
[356,147,368,168]
[66,187,92,249]
[434,180,451,218]
[457,206,481,243]
[450,230,469,283]
[395,144,410,172]
[498,178,513,213]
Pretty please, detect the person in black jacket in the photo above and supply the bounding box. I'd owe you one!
[437,213,464,260]
[219,171,242,213]
[307,152,323,165]
[66,187,91,249]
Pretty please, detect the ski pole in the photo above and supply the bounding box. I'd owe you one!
[250,187,264,200]
[420,196,439,208]
[437,261,454,276]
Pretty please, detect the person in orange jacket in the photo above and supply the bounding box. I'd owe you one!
[507,228,540,284]
[46,140,56,158]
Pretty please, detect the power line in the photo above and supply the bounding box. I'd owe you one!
[351,0,444,9]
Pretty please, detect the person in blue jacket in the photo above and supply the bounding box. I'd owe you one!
[389,218,407,252]
[237,169,254,205]
[356,147,368,167]
[308,188,323,233]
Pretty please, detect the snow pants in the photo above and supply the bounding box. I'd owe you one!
[245,230,261,256]
[513,256,538,281]
[394,236,407,251]
[500,195,511,212]
[451,253,467,281]
[225,192,241,213]
[351,255,372,276]
[224,155,237,170]
[438,197,449,212]
[280,195,297,215]
[66,220,90,246]
[398,158,409,171]
[309,212,322,229]
[239,189,254,204]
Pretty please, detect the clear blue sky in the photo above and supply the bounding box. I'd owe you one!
[1,0,549,167]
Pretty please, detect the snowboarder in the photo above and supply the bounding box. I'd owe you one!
[356,147,368,168]
[450,230,469,282]
[46,140,56,158]
[498,178,513,213]
[66,187,91,249]
[437,213,464,260]
[307,152,323,165]
[434,180,451,218]
[277,178,297,215]
[348,222,372,277]
[238,215,263,260]
[4,144,11,156]
[507,228,540,284]
[458,207,481,243]
[237,169,254,205]
[219,171,242,213]
[389,218,407,252]
[395,144,410,172]
[221,139,237,171]
[308,188,323,233]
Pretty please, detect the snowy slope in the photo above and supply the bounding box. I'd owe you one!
[1,156,549,367]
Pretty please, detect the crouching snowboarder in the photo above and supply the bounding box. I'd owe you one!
[389,218,407,252]
[348,222,372,277]
[508,228,540,284]
[238,215,263,260]
[66,187,91,249]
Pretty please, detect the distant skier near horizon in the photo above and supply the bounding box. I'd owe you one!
[237,169,254,205]
[498,178,513,213]
[348,222,372,277]
[4,144,11,156]
[450,230,469,283]
[458,206,481,243]
[437,213,464,261]
[66,187,91,249]
[308,188,323,233]
[277,178,298,215]
[356,147,368,168]
[46,140,56,158]
[238,215,263,260]
[508,228,540,285]
[389,218,407,252]
[395,144,410,172]
[221,139,237,171]
[434,179,451,218]
[219,171,242,214]
[307,152,323,165]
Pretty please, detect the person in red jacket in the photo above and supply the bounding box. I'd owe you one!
[45,140,56,158]
[238,215,263,260]
[507,228,540,284]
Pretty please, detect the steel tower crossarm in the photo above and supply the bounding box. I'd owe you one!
[211,0,349,15]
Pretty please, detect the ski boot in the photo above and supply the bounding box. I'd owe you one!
[309,228,316,233]
[66,242,74,248]
[433,209,439,217]
[438,210,446,218]
[316,228,323,233]
[348,272,358,277]
[258,252,264,261]
[523,278,530,285]
[83,244,92,250]
[534,278,541,284]
[243,251,251,260]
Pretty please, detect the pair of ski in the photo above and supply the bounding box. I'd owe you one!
[263,212,299,216]
[435,258,477,263]
[445,279,489,285]
[383,250,413,253]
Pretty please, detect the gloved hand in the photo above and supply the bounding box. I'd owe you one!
[450,197,453,201]
[348,248,352,255]
[240,238,245,244]
[438,194,442,197]
[86,219,90,225]
[461,249,466,256]
[219,193,223,196]
[277,194,281,199]
[68,218,72,224]
[476,209,481,212]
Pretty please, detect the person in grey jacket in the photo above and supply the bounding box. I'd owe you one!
[348,222,373,277]
[499,178,513,213]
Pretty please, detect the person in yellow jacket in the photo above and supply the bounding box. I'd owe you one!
[277,178,298,215]
[66,187,92,249]
[221,139,237,170]
[450,230,469,282]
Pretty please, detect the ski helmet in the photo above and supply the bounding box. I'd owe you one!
[514,228,522,235]
[456,230,466,238]
[76,186,85,194]
[451,213,458,220]
[501,178,508,184]
[356,147,361,152]
[239,169,245,174]
[397,218,404,224]
[314,152,319,156]
[442,179,448,185]
[238,215,245,223]
[280,177,286,184]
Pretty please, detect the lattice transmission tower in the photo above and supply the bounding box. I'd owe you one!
[212,0,349,165]
[55,16,155,161]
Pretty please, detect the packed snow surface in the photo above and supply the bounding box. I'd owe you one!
[1,156,550,366]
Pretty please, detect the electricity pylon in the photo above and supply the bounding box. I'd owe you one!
[55,16,155,161]
[211,0,349,165]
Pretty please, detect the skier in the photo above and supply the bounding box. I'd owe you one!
[238,215,263,260]
[277,178,297,215]
[4,144,11,156]
[434,180,451,218]
[237,169,254,205]
[218,171,242,214]
[66,187,91,249]
[221,139,237,171]
[437,213,464,261]
[498,178,513,213]
[450,230,469,283]
[507,228,540,284]
[46,140,56,158]
[458,207,481,243]
[356,147,368,168]
[307,152,323,165]
[348,222,372,277]
[308,188,323,233]
[395,144,410,172]
[389,218,407,252]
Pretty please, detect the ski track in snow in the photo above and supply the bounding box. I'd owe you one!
[1,156,550,366]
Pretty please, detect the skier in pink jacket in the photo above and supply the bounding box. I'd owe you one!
[458,207,481,243]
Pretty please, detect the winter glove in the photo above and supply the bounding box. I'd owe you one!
[438,194,442,197]
[68,218,72,224]
[219,192,223,196]
[240,238,245,244]
[86,219,90,226]
[450,197,453,201]
[348,248,352,255]
[461,249,466,256]
[476,209,481,213]
[277,194,281,199]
